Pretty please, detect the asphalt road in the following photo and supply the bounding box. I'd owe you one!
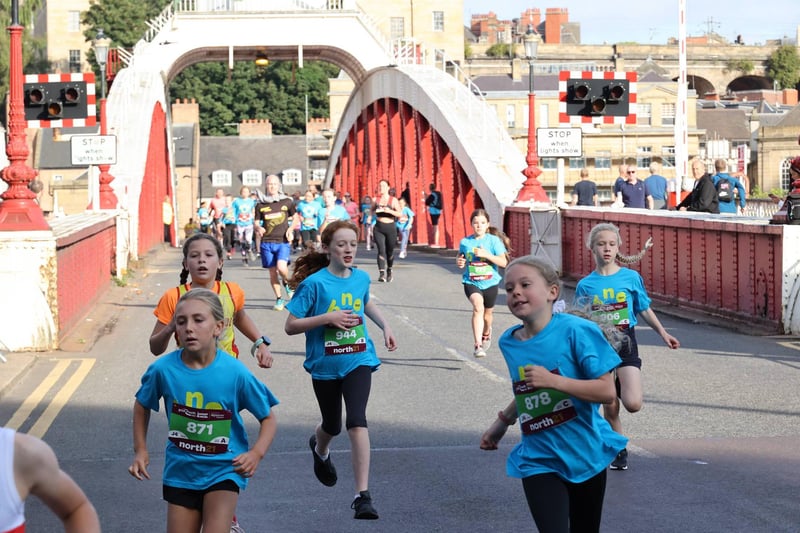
[1,243,799,532]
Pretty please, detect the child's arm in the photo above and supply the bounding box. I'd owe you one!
[364,300,398,352]
[480,399,517,450]
[129,401,152,480]
[233,309,274,368]
[285,309,360,335]
[473,246,509,268]
[638,308,680,349]
[232,413,277,479]
[149,319,175,356]
[525,365,617,404]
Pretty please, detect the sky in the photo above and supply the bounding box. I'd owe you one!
[463,0,799,46]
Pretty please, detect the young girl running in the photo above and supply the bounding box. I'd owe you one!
[149,232,274,369]
[130,289,279,533]
[480,256,627,532]
[284,220,397,520]
[575,223,680,471]
[455,209,511,358]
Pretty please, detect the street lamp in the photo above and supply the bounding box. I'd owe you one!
[0,0,50,229]
[515,25,549,204]
[90,28,118,209]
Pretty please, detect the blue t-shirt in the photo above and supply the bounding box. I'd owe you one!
[574,268,652,329]
[644,174,668,201]
[285,267,381,380]
[396,206,414,231]
[135,349,279,490]
[458,233,507,289]
[499,313,626,483]
[320,204,351,227]
[296,200,322,230]
[232,197,256,228]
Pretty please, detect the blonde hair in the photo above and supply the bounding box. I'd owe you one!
[586,223,653,265]
[506,255,561,301]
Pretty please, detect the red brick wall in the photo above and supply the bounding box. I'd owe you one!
[56,219,116,338]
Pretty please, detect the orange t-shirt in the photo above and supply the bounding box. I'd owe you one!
[153,281,245,357]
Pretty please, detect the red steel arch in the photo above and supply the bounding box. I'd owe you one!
[333,97,484,248]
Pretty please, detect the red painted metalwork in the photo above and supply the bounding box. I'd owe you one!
[0,21,49,230]
[505,207,785,332]
[91,98,118,209]
[139,104,170,254]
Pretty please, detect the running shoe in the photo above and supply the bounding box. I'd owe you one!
[309,435,337,487]
[351,490,379,520]
[273,298,286,311]
[481,328,493,351]
[377,271,386,283]
[610,448,628,470]
[473,346,487,358]
[284,283,294,301]
[386,270,393,283]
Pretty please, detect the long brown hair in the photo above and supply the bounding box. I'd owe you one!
[288,220,359,289]
[470,209,513,258]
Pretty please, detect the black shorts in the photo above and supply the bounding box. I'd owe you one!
[429,213,441,225]
[163,479,239,511]
[617,327,641,369]
[463,283,500,309]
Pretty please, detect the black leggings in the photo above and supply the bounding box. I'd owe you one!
[312,365,372,436]
[373,220,397,272]
[521,470,607,533]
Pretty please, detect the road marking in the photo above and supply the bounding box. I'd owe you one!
[29,358,95,438]
[777,341,800,351]
[5,358,95,439]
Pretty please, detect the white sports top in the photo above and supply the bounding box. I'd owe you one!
[0,428,25,532]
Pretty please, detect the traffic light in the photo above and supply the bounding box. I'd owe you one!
[565,78,630,117]
[23,81,89,121]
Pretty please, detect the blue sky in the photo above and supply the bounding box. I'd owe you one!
[463,0,799,45]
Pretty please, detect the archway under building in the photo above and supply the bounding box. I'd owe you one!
[727,75,774,93]
[676,74,715,99]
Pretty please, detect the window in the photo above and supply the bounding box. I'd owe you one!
[637,103,651,126]
[68,11,81,32]
[781,159,793,190]
[636,146,652,169]
[505,105,515,128]
[661,146,676,168]
[541,158,557,169]
[390,17,404,40]
[68,50,81,73]
[569,157,586,169]
[661,103,675,126]
[594,151,612,169]
[433,11,444,32]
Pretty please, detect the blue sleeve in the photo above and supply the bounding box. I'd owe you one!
[629,271,652,316]
[575,322,621,378]
[135,362,163,412]
[736,179,746,207]
[239,370,279,421]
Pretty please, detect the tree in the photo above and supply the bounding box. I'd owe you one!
[0,0,49,99]
[766,45,800,90]
[485,43,511,58]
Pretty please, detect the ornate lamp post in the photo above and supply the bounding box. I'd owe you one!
[0,0,50,229]
[515,26,549,204]
[91,28,118,209]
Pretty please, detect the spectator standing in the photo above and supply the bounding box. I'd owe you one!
[644,162,668,210]
[570,169,598,206]
[677,158,719,213]
[424,183,443,247]
[711,159,746,214]
[613,166,651,209]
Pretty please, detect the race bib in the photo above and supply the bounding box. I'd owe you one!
[324,315,367,356]
[168,402,232,455]
[513,368,577,435]
[591,302,630,330]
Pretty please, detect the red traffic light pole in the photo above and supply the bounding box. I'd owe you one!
[0,1,49,230]
[516,29,549,204]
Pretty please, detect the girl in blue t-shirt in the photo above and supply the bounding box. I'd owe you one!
[480,255,627,532]
[455,209,511,358]
[575,223,680,471]
[284,220,397,520]
[130,288,278,533]
[396,197,415,259]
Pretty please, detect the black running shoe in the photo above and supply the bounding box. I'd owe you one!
[309,435,337,486]
[610,448,628,470]
[351,490,379,520]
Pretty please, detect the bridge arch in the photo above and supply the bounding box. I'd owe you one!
[327,66,525,248]
[727,75,773,93]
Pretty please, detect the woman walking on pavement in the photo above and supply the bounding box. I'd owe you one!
[575,223,679,471]
[455,209,511,358]
[284,220,397,520]
[371,180,401,282]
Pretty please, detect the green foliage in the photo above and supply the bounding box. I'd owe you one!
[0,0,49,98]
[170,60,340,136]
[725,59,754,75]
[750,185,787,199]
[485,43,511,58]
[464,42,472,59]
[766,45,800,89]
